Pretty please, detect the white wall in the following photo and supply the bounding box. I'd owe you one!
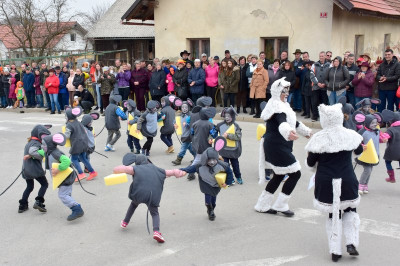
[0,41,8,60]
[54,29,93,52]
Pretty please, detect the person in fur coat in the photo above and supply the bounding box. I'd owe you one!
[305,103,363,262]
[254,78,312,217]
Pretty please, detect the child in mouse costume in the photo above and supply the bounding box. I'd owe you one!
[352,111,387,194]
[305,103,364,262]
[160,95,179,154]
[19,125,51,213]
[113,153,185,243]
[172,98,195,166]
[380,109,400,183]
[124,99,142,154]
[42,133,84,221]
[80,112,100,173]
[180,137,233,221]
[137,100,164,157]
[186,96,213,181]
[216,106,243,185]
[64,106,98,182]
[338,96,357,131]
[104,94,128,151]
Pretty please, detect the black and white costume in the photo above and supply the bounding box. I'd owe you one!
[305,103,363,261]
[255,78,311,216]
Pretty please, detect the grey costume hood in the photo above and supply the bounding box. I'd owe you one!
[110,94,122,105]
[31,125,51,140]
[126,99,137,110]
[123,153,149,166]
[199,107,216,120]
[221,106,237,123]
[196,96,212,107]
[200,147,219,166]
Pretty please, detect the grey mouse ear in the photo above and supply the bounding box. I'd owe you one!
[214,137,226,152]
[52,133,67,146]
[352,111,366,125]
[122,153,137,166]
[90,112,100,120]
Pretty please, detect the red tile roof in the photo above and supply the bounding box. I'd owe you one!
[0,21,78,50]
[350,0,400,16]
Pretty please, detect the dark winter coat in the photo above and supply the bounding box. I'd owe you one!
[130,68,149,92]
[220,67,240,94]
[301,68,313,97]
[310,61,330,91]
[188,67,206,95]
[173,68,189,92]
[376,56,400,91]
[324,58,350,91]
[281,69,296,93]
[22,72,35,92]
[56,72,68,94]
[2,74,10,90]
[346,63,359,93]
[238,64,249,91]
[72,73,85,88]
[149,69,166,96]
[98,73,115,95]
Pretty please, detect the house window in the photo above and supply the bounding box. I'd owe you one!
[354,35,364,58]
[16,53,20,58]
[384,34,391,52]
[70,33,76,42]
[189,39,210,60]
[262,37,288,62]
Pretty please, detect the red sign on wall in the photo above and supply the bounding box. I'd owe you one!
[320,12,328,18]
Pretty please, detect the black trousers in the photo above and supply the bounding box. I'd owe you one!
[311,90,321,118]
[22,176,48,202]
[206,86,217,107]
[223,93,236,107]
[265,170,301,195]
[255,98,266,116]
[143,136,154,151]
[118,87,130,101]
[304,95,312,116]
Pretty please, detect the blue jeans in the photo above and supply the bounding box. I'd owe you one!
[95,84,102,108]
[346,91,355,108]
[355,96,370,109]
[293,89,302,110]
[223,157,241,180]
[36,94,44,107]
[71,153,94,174]
[0,96,6,106]
[160,133,173,147]
[49,93,61,112]
[26,91,36,106]
[178,142,195,158]
[44,91,51,108]
[58,92,69,110]
[127,134,141,151]
[378,90,396,112]
[385,160,400,171]
[328,90,346,105]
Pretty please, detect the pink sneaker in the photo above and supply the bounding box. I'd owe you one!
[120,220,128,228]
[363,185,369,194]
[153,231,165,243]
[86,171,98,181]
[75,173,86,182]
[358,184,364,195]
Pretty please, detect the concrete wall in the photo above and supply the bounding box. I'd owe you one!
[0,41,8,60]
[154,0,334,61]
[331,5,400,59]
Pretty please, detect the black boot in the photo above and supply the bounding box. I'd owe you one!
[250,108,255,115]
[331,254,342,262]
[236,107,240,114]
[187,173,196,181]
[206,204,216,221]
[18,199,29,213]
[243,107,247,114]
[346,244,359,256]
[33,196,47,212]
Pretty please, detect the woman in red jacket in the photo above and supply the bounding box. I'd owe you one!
[353,61,375,109]
[45,69,61,114]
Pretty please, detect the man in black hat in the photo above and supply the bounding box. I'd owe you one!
[180,50,193,67]
[292,49,304,112]
[224,50,237,66]
[213,56,220,66]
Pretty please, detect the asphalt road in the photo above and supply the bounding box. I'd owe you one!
[0,111,399,266]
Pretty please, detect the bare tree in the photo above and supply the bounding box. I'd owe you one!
[83,3,111,30]
[0,0,84,60]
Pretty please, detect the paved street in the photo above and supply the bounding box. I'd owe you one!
[0,111,399,266]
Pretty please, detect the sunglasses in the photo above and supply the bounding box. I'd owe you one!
[326,54,332,57]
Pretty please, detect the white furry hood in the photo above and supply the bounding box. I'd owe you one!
[305,104,362,153]
[261,78,296,128]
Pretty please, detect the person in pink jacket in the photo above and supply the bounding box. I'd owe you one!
[205,57,219,107]
[166,67,175,94]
